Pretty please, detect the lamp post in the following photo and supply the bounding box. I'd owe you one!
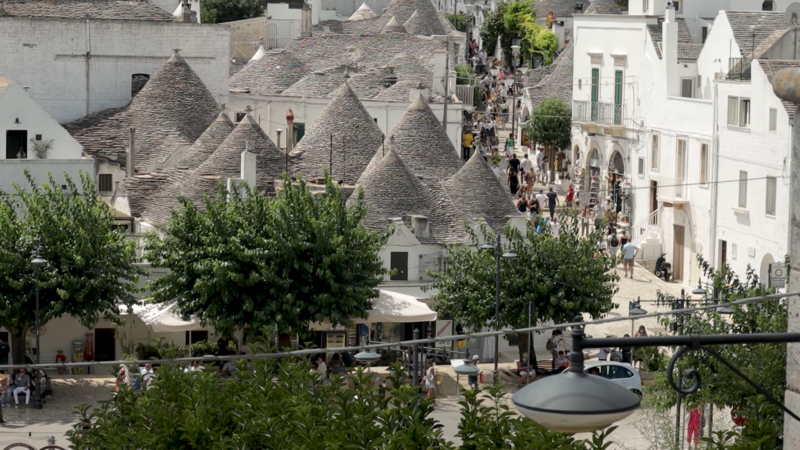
[31,242,47,410]
[692,279,734,315]
[480,236,517,380]
[512,315,800,433]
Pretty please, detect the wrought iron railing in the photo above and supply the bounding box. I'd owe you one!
[726,57,751,81]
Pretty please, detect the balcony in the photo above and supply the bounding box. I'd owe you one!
[726,57,751,81]
[573,100,627,128]
[657,176,689,205]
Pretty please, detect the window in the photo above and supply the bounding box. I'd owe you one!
[131,74,150,98]
[727,97,751,127]
[700,143,708,185]
[638,157,644,176]
[738,170,748,208]
[591,68,600,122]
[762,0,774,11]
[614,70,623,125]
[766,176,777,216]
[98,174,113,192]
[651,134,660,170]
[6,130,27,159]
[702,26,708,43]
[676,140,687,190]
[35,134,42,141]
[680,78,693,98]
[235,112,246,122]
[769,108,777,132]
[642,0,648,12]
[672,0,681,12]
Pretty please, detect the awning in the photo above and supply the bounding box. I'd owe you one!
[131,302,201,332]
[356,290,437,323]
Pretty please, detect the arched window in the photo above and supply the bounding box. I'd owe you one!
[131,74,150,98]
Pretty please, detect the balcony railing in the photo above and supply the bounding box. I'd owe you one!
[573,100,626,126]
[727,57,751,81]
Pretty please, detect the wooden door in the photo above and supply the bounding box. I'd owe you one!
[672,225,685,282]
[650,181,658,215]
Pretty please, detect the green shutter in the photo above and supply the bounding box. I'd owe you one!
[614,70,623,125]
[591,68,599,122]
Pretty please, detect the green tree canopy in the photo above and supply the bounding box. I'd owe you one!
[68,358,619,448]
[427,219,618,357]
[481,2,558,68]
[144,176,387,338]
[526,98,572,151]
[201,0,263,23]
[649,255,786,425]
[0,172,143,364]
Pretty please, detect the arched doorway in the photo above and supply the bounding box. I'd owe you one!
[760,254,775,287]
[608,150,625,215]
[584,146,601,206]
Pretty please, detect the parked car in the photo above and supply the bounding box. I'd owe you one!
[563,361,643,397]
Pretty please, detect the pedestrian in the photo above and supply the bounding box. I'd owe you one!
[580,207,590,237]
[508,153,521,174]
[467,355,481,390]
[505,133,515,156]
[516,196,528,214]
[546,330,563,371]
[424,365,437,401]
[508,168,519,195]
[536,149,545,183]
[621,238,640,278]
[461,130,473,160]
[687,405,704,448]
[528,196,539,222]
[546,187,559,219]
[607,228,620,258]
[621,334,632,364]
[523,169,534,199]
[565,184,574,208]
[593,202,603,231]
[535,190,547,215]
[542,156,549,184]
[550,216,560,239]
[520,153,533,177]
[56,349,67,375]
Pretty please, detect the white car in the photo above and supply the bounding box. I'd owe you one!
[563,361,643,397]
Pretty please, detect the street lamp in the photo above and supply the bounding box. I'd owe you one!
[513,315,800,433]
[692,279,734,316]
[354,350,380,372]
[31,242,47,410]
[480,235,517,379]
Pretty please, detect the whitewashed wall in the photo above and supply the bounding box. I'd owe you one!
[0,17,229,124]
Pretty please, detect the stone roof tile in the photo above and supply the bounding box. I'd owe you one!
[365,94,461,179]
[350,148,447,242]
[291,82,385,184]
[229,51,309,96]
[584,0,620,14]
[440,149,522,232]
[536,0,593,18]
[725,11,789,59]
[403,10,433,36]
[647,18,697,58]
[2,0,174,21]
[383,0,448,35]
[176,112,234,169]
[528,44,573,109]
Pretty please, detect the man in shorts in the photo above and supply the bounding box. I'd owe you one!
[621,239,640,279]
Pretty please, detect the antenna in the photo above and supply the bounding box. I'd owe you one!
[788,3,800,59]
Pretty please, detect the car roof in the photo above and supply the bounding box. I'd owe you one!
[584,361,634,369]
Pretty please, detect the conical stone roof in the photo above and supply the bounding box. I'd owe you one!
[291,82,384,185]
[198,114,284,189]
[349,2,377,20]
[440,150,521,232]
[383,0,448,35]
[177,112,235,169]
[382,16,407,33]
[403,10,432,35]
[126,49,219,172]
[365,94,461,179]
[584,0,621,14]
[351,149,444,240]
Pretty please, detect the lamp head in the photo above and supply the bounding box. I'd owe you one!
[354,351,380,364]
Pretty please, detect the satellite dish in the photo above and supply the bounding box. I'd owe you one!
[785,2,800,24]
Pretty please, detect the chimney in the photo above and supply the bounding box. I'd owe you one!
[311,0,320,26]
[127,127,136,178]
[553,21,566,49]
[409,82,428,102]
[410,215,430,238]
[240,146,257,187]
[663,2,679,96]
[432,49,447,96]
[180,1,192,22]
[301,1,312,38]
[286,109,295,154]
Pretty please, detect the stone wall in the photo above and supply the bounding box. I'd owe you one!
[228,17,267,61]
[0,16,230,124]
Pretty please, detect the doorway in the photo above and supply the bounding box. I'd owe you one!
[390,252,409,281]
[650,181,658,215]
[672,225,685,282]
[6,130,27,159]
[719,240,728,274]
[94,328,115,362]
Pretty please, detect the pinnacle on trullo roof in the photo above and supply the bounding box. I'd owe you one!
[403,10,433,36]
[349,2,376,20]
[290,82,384,185]
[382,16,407,33]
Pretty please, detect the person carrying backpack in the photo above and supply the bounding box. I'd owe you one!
[608,230,620,257]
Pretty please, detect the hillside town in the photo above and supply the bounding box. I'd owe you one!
[0,0,798,447]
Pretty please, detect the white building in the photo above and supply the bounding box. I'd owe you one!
[0,79,93,193]
[569,2,796,283]
[0,2,229,124]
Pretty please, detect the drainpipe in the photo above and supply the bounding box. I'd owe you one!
[709,83,719,264]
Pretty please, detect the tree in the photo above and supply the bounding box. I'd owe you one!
[201,0,263,23]
[143,176,387,340]
[480,4,509,65]
[0,172,143,364]
[481,1,558,68]
[445,13,467,32]
[427,219,618,359]
[649,255,786,431]
[525,98,572,151]
[67,357,619,448]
